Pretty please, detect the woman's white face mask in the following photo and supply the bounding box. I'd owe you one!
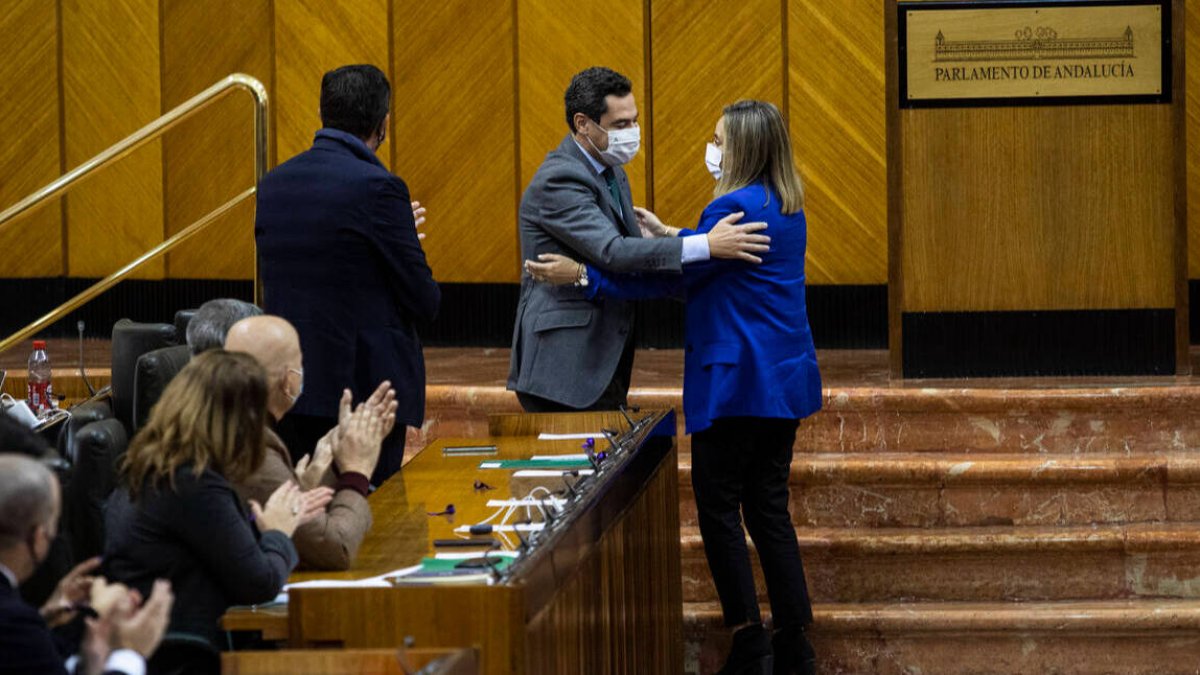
[705,142,723,180]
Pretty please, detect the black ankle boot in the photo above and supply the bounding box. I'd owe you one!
[771,625,815,675]
[717,624,773,675]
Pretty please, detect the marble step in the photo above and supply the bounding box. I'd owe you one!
[683,599,1200,675]
[680,523,1200,605]
[420,381,1200,457]
[679,452,1200,529]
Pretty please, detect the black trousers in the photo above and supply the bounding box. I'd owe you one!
[517,336,636,413]
[691,416,813,630]
[276,413,407,486]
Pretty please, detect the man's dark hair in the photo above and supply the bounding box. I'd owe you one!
[320,64,392,140]
[564,67,632,132]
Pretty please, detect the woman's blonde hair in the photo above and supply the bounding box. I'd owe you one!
[715,100,804,214]
[122,349,269,499]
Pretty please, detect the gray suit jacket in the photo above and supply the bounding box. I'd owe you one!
[507,134,683,408]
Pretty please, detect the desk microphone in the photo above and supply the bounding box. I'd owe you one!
[514,518,532,552]
[618,404,639,429]
[600,428,622,456]
[560,470,580,499]
[540,499,560,525]
[77,321,97,398]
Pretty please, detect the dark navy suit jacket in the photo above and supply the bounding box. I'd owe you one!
[0,573,69,674]
[587,183,822,434]
[255,129,439,427]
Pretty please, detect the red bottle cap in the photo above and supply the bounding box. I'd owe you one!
[32,340,46,350]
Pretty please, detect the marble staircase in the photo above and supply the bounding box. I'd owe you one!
[675,383,1200,674]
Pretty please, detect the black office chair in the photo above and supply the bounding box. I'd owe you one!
[133,345,191,431]
[173,309,198,345]
[148,633,221,675]
[110,319,176,434]
[56,399,112,464]
[63,418,127,562]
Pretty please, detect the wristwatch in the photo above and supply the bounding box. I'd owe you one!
[574,263,589,287]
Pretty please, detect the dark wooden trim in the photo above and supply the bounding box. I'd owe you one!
[885,0,905,379]
[902,309,1176,377]
[1172,0,1189,374]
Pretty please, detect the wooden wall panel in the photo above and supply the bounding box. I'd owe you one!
[61,0,163,279]
[517,0,647,206]
[5,1,1196,290]
[900,106,1176,312]
[274,0,389,169]
[650,0,784,233]
[393,1,517,283]
[788,0,887,285]
[0,0,62,278]
[161,0,270,281]
[1187,0,1199,277]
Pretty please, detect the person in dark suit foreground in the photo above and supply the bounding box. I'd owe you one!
[104,351,332,649]
[527,100,820,675]
[509,66,772,413]
[255,64,439,484]
[0,453,172,675]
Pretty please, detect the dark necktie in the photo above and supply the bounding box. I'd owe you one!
[603,168,624,220]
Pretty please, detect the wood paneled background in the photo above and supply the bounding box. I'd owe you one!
[0,0,1194,287]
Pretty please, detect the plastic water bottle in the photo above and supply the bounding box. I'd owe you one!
[27,340,53,416]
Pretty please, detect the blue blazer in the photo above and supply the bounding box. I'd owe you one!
[255,129,439,426]
[587,183,822,434]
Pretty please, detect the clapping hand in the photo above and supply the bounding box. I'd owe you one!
[40,556,101,627]
[252,481,333,537]
[411,201,427,241]
[295,430,335,491]
[79,578,174,674]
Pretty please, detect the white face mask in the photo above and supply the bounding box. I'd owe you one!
[705,142,723,180]
[286,367,304,404]
[586,121,641,166]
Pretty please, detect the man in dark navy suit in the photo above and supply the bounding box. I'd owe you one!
[0,452,172,675]
[255,65,439,484]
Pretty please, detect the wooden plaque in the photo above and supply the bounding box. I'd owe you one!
[899,0,1170,107]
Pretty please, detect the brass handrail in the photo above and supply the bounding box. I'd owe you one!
[0,73,268,356]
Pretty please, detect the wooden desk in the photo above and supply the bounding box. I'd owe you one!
[224,411,683,675]
[222,647,478,674]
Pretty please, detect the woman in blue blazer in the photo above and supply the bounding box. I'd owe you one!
[528,100,819,675]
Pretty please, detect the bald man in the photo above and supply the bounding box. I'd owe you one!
[225,316,397,571]
[0,455,172,675]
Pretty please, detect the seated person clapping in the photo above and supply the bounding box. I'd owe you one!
[224,315,397,570]
[0,453,173,675]
[103,350,333,648]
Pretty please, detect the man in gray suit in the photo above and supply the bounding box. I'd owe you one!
[508,67,769,412]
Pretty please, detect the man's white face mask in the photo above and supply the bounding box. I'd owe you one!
[586,120,641,166]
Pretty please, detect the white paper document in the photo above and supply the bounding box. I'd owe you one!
[433,551,520,561]
[537,432,602,440]
[512,469,594,478]
[454,523,546,534]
